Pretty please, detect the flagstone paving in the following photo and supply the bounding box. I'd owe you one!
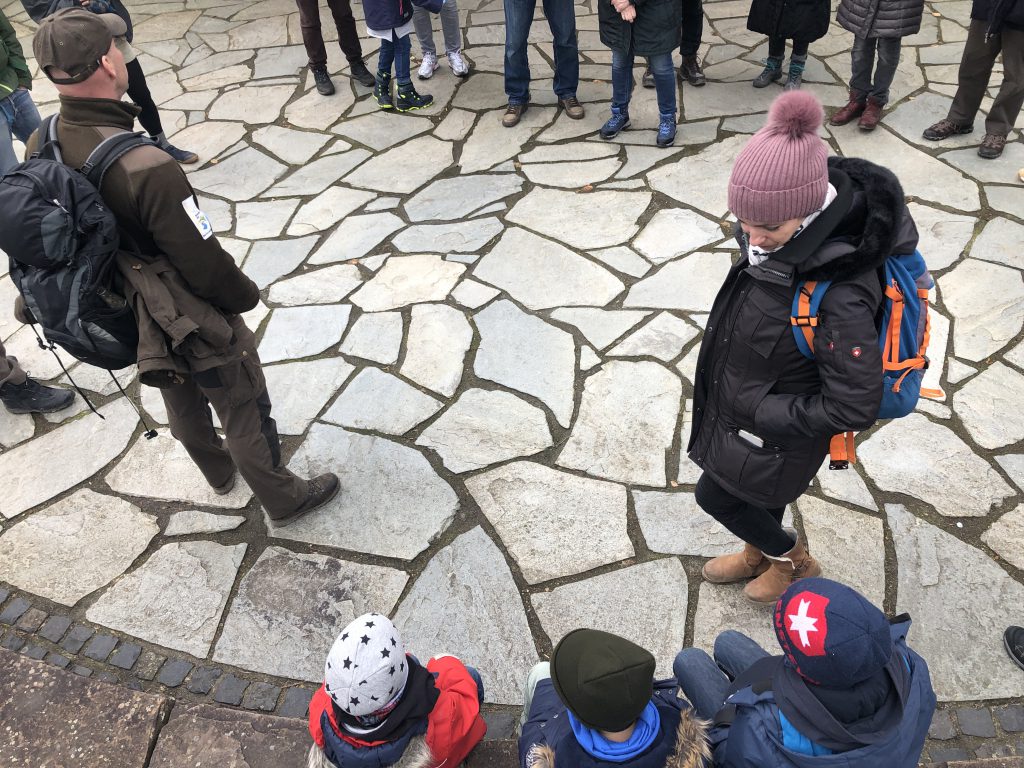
[1,0,1023,724]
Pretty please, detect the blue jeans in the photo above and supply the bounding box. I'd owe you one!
[613,47,675,117]
[673,631,771,721]
[504,0,579,103]
[0,88,41,175]
[378,32,413,85]
[465,664,485,705]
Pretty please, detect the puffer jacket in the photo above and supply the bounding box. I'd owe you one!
[1,9,32,97]
[687,157,918,509]
[836,0,924,38]
[20,0,134,40]
[747,0,830,42]
[520,681,711,768]
[598,0,682,56]
[26,96,260,386]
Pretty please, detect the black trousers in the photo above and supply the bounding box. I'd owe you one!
[695,473,796,556]
[125,58,162,137]
[681,0,704,56]
[948,19,1024,137]
[294,0,364,66]
[769,37,810,58]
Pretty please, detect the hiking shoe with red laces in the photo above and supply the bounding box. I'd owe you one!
[922,118,973,141]
[978,133,1007,159]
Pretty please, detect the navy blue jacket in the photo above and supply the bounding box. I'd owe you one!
[362,0,442,32]
[708,620,936,768]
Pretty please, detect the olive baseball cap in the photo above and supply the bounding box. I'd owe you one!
[550,628,656,732]
[33,8,126,85]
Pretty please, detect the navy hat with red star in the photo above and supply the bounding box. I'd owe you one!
[324,613,407,717]
[773,578,893,687]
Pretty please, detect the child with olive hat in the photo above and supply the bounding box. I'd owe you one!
[519,628,711,768]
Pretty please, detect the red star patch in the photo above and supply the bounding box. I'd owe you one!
[851,346,862,358]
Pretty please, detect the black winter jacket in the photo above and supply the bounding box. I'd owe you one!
[837,0,924,38]
[598,0,682,56]
[21,0,134,41]
[972,0,1024,33]
[687,157,919,508]
[747,0,830,42]
[361,0,442,33]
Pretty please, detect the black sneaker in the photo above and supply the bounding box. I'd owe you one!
[375,71,394,109]
[395,82,433,112]
[349,58,376,88]
[0,377,75,414]
[311,63,335,96]
[1005,626,1024,671]
[268,473,340,529]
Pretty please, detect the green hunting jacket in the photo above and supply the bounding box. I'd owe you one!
[1,9,32,98]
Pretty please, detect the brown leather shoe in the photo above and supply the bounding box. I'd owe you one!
[559,96,585,120]
[829,92,866,126]
[268,472,340,529]
[858,97,883,131]
[702,542,770,584]
[978,132,1007,159]
[679,54,706,86]
[502,102,528,127]
[744,535,822,604]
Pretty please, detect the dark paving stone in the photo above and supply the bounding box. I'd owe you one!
[242,682,281,712]
[996,705,1024,733]
[72,665,92,678]
[186,665,222,695]
[929,709,957,740]
[0,646,170,765]
[976,743,1016,759]
[45,652,71,669]
[0,597,31,625]
[82,633,117,662]
[929,746,973,763]
[148,705,309,768]
[95,671,119,684]
[61,624,95,654]
[1,631,26,652]
[465,738,517,768]
[15,607,47,633]
[278,687,314,719]
[22,643,46,660]
[134,650,165,681]
[0,586,10,604]
[482,710,519,741]
[957,707,997,738]
[212,674,248,706]
[108,642,142,670]
[157,659,193,688]
[39,615,72,643]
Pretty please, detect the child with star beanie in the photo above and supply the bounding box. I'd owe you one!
[308,613,486,768]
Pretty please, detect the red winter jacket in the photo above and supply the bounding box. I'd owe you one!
[309,655,487,768]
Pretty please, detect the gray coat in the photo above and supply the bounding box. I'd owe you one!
[837,0,924,38]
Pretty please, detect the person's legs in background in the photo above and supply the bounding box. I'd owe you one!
[679,0,706,84]
[325,0,375,85]
[439,0,469,74]
[979,25,1024,157]
[413,6,440,78]
[394,34,433,111]
[674,648,732,721]
[713,630,772,680]
[602,45,635,139]
[376,34,397,108]
[543,0,582,114]
[924,19,999,144]
[520,661,551,726]
[785,39,809,89]
[0,98,18,174]
[754,35,785,86]
[124,56,197,164]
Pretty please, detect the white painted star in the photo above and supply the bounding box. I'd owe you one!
[788,599,819,648]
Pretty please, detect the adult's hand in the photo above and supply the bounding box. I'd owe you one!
[620,4,636,20]
[611,0,630,12]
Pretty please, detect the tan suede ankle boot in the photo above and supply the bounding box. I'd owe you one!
[744,535,821,604]
[702,542,770,584]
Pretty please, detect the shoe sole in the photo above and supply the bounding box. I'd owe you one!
[394,101,433,113]
[1004,633,1024,671]
[923,127,973,141]
[657,137,676,148]
[268,481,341,529]
[858,122,879,131]
[642,81,655,89]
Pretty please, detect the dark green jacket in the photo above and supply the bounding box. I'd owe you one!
[1,9,32,98]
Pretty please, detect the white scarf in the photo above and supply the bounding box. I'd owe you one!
[747,184,839,266]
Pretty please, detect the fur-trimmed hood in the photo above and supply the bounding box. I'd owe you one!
[526,709,711,768]
[308,735,435,768]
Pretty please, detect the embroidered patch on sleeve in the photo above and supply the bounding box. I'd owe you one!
[182,196,214,240]
[851,346,862,358]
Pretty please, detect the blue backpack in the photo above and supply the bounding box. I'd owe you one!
[790,252,938,468]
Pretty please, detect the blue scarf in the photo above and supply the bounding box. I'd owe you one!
[567,701,661,762]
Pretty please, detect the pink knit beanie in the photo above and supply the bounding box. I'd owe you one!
[728,91,829,224]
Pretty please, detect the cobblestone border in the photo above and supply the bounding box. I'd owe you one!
[3,581,1023,761]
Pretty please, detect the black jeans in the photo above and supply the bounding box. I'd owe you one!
[768,37,809,59]
[694,473,795,556]
[680,0,703,56]
[294,0,364,65]
[126,58,162,137]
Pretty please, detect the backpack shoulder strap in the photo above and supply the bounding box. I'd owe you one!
[31,115,63,162]
[80,131,151,191]
[790,279,832,360]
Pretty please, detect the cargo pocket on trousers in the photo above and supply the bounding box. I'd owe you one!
[708,427,783,502]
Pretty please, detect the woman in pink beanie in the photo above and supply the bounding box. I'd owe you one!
[686,91,920,604]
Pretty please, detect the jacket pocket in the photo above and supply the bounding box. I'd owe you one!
[737,301,789,359]
[708,425,783,501]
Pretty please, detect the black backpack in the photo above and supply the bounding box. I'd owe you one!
[0,115,148,371]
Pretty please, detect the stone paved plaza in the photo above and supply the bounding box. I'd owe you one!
[1,0,1024,724]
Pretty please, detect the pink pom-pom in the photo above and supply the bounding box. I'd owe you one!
[765,91,823,139]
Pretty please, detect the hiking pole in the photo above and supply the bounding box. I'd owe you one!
[30,324,103,419]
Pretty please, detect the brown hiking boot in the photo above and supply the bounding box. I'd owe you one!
[559,96,585,119]
[858,97,884,131]
[680,54,706,86]
[978,132,1007,159]
[502,102,528,127]
[212,473,236,496]
[829,92,866,126]
[744,535,822,604]
[268,473,340,529]
[703,542,770,584]
[922,118,973,141]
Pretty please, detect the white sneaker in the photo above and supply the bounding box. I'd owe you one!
[447,50,469,77]
[417,52,439,80]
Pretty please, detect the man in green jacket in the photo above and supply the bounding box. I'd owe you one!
[1,7,39,173]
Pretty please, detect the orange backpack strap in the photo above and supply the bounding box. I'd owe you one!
[828,432,857,470]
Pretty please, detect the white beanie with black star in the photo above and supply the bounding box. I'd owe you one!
[324,613,408,718]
